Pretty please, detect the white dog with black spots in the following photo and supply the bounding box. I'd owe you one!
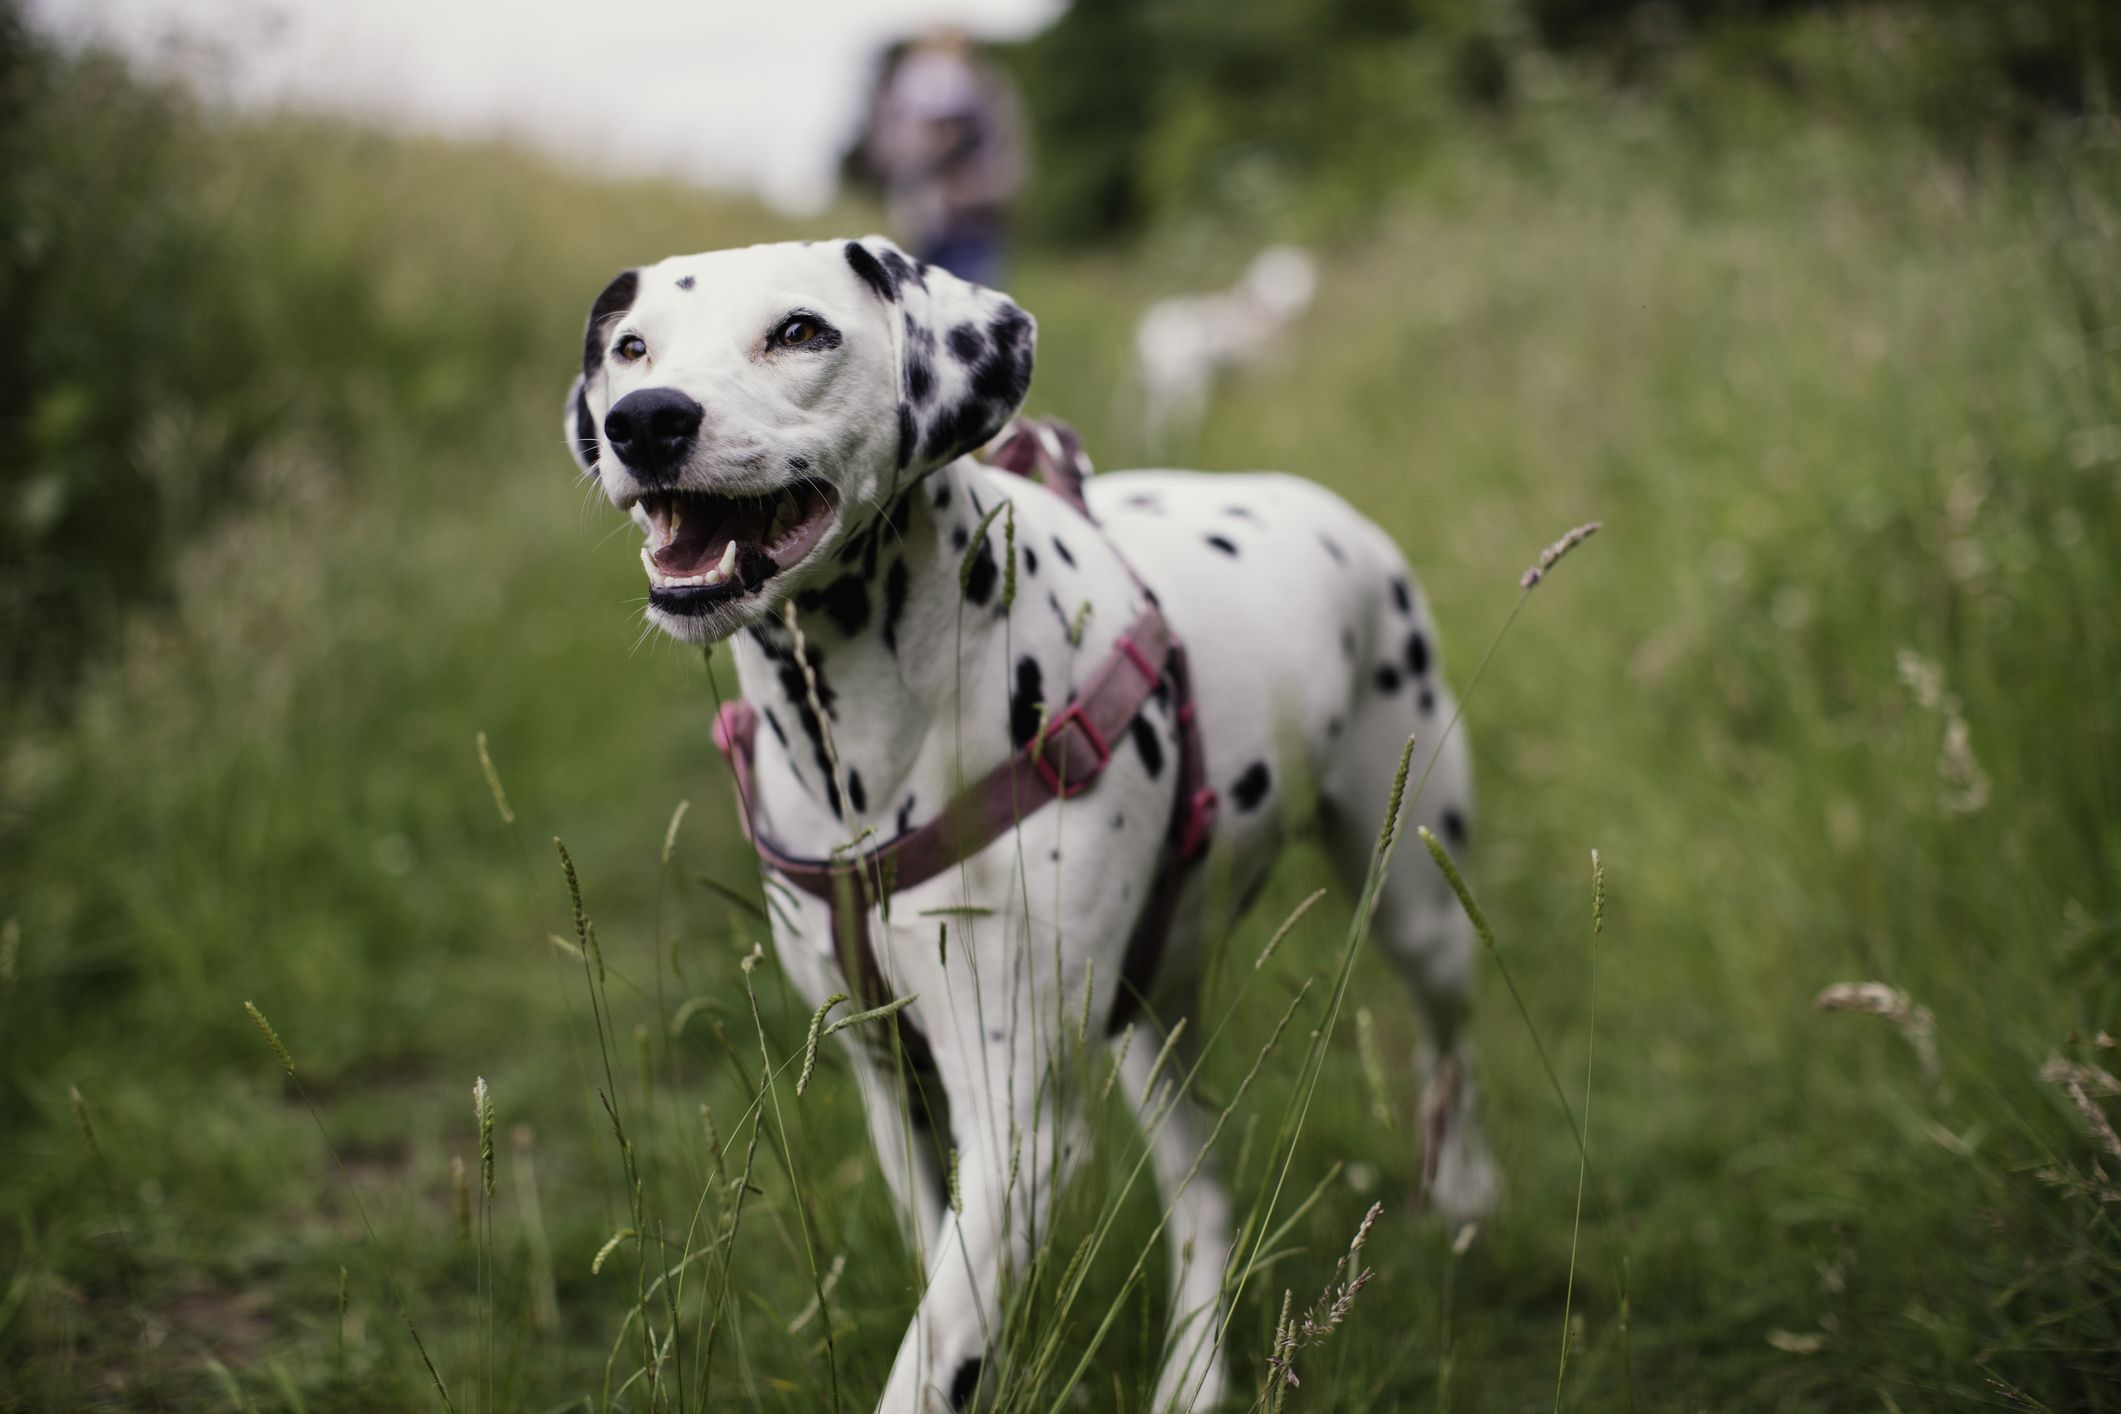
[565,237,1496,1412]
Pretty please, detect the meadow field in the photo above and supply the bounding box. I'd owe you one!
[3,28,2120,1412]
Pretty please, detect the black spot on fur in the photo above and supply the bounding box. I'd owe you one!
[880,246,924,293]
[573,388,599,471]
[1442,808,1469,846]
[1327,716,1345,737]
[1023,545,1038,575]
[952,525,969,551]
[882,558,910,652]
[846,769,866,814]
[1319,532,1346,563]
[1419,688,1436,714]
[968,311,1032,408]
[787,454,809,472]
[1053,537,1075,568]
[1110,812,1125,831]
[734,542,778,591]
[1205,534,1240,557]
[965,535,998,606]
[907,350,936,405]
[896,403,916,470]
[1392,576,1412,613]
[762,708,788,746]
[1340,628,1356,659]
[1374,663,1403,693]
[950,1358,982,1409]
[1224,504,1259,521]
[676,274,695,291]
[1404,631,1430,676]
[897,796,916,835]
[923,398,986,462]
[1232,761,1272,811]
[1123,494,1163,513]
[1011,656,1044,747]
[750,630,841,818]
[948,322,986,362]
[1130,715,1164,778]
[796,574,870,637]
[845,241,895,301]
[580,268,638,379]
[933,480,951,509]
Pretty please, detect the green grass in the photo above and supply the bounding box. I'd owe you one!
[4,60,2120,1412]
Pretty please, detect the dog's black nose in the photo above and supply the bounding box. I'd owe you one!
[604,388,704,483]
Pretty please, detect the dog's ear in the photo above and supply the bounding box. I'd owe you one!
[843,236,1035,478]
[564,268,640,476]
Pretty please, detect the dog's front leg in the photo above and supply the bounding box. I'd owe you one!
[875,1055,1058,1413]
[848,1046,948,1266]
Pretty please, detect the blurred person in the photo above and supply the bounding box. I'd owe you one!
[863,28,1025,288]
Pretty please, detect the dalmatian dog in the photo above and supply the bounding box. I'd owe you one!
[1136,244,1317,448]
[564,237,1495,1412]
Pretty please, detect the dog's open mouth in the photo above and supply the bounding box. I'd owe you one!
[635,480,838,615]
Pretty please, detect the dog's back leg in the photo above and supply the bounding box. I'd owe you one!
[1119,1030,1235,1412]
[1318,593,1500,1225]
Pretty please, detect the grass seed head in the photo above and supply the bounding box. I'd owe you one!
[244,1000,296,1076]
[1591,848,1605,935]
[1816,982,1941,1085]
[68,1085,98,1158]
[474,731,514,825]
[592,1228,635,1275]
[797,993,850,1097]
[1419,827,1496,952]
[1520,521,1601,590]
[2041,1052,2121,1162]
[473,1076,495,1197]
[661,799,690,865]
[1377,736,1416,857]
[1002,501,1018,609]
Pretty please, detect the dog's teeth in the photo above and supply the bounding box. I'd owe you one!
[702,567,725,586]
[640,544,658,578]
[718,539,739,574]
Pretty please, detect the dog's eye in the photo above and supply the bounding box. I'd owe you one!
[614,334,647,362]
[774,317,818,348]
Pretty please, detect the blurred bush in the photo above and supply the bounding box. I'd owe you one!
[1006,0,2121,244]
[0,14,288,704]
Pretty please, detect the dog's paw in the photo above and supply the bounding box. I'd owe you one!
[1417,1048,1502,1225]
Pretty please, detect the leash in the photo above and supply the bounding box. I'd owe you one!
[712,419,1216,1059]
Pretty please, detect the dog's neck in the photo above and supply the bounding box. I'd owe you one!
[725,455,1025,850]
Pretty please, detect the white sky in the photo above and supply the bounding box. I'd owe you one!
[31,0,1063,214]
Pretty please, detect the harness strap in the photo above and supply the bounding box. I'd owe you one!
[711,419,1216,1055]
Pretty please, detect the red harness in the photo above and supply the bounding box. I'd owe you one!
[711,421,1217,1060]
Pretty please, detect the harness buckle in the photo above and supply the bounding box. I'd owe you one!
[1034,704,1111,799]
[1182,787,1218,860]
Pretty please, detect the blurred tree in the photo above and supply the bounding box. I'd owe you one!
[0,11,283,703]
[1004,0,2119,246]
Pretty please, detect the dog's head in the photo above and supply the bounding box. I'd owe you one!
[565,237,1035,643]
